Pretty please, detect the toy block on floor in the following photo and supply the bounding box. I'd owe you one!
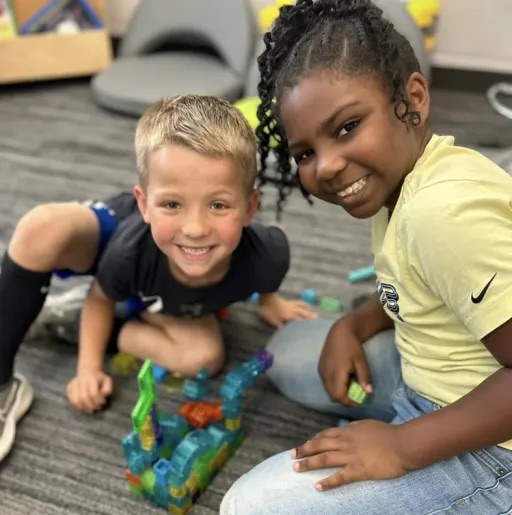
[122,349,273,512]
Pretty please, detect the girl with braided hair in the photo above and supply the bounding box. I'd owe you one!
[221,0,512,513]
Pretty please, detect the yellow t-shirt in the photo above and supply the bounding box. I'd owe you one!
[372,134,512,449]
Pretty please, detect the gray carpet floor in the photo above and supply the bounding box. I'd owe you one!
[0,78,511,514]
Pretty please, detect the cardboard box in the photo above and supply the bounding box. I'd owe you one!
[0,29,112,84]
[0,0,111,84]
[12,0,103,28]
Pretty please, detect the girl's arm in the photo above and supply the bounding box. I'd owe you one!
[398,317,512,470]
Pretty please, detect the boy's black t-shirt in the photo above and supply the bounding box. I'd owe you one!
[95,212,290,318]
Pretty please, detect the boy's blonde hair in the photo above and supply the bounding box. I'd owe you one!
[135,95,257,193]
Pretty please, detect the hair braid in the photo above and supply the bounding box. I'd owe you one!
[256,0,422,215]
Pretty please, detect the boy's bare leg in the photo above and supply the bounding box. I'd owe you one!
[117,313,225,377]
[0,202,101,461]
[9,203,100,272]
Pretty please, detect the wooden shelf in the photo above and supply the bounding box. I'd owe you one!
[0,0,112,84]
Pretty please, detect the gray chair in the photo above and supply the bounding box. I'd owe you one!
[92,0,256,116]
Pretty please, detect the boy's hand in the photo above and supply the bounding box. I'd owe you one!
[66,369,113,414]
[319,317,373,406]
[258,293,317,328]
[292,420,407,490]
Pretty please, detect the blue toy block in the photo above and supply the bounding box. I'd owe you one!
[151,364,169,384]
[182,367,209,400]
[153,459,172,486]
[301,287,318,305]
[248,292,260,303]
[347,265,376,283]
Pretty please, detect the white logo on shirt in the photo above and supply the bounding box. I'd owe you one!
[139,293,164,313]
[377,281,403,321]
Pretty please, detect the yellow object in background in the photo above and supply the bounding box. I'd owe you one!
[259,1,441,51]
[404,0,440,51]
[234,96,281,148]
[258,0,294,33]
[0,0,17,40]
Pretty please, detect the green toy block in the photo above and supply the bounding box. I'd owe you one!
[347,381,368,405]
[319,296,342,312]
[140,468,156,494]
[132,360,157,431]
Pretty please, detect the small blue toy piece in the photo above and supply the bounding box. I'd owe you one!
[182,367,209,401]
[338,418,350,427]
[248,292,260,303]
[152,364,169,384]
[300,288,318,305]
[347,265,376,283]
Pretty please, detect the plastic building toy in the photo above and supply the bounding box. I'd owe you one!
[111,352,139,375]
[348,265,376,283]
[338,418,350,428]
[301,288,318,305]
[319,296,342,313]
[247,292,260,303]
[122,349,273,513]
[347,381,368,405]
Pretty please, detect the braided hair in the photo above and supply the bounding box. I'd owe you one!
[256,0,422,215]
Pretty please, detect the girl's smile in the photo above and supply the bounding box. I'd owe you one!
[280,69,430,218]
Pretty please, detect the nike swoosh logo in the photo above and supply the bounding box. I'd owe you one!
[140,294,163,313]
[471,273,497,304]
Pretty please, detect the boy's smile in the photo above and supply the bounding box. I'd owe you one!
[135,145,258,287]
[280,70,429,218]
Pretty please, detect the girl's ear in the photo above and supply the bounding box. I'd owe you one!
[406,71,430,126]
[134,185,150,223]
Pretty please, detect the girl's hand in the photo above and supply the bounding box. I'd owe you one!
[319,317,373,406]
[292,420,407,490]
[258,293,317,328]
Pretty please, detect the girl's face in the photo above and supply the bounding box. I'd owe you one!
[279,70,430,218]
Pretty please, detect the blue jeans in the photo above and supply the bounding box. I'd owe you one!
[221,319,512,514]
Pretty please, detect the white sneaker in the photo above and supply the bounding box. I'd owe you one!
[0,373,34,462]
[26,282,90,341]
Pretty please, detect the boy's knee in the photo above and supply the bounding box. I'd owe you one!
[192,344,225,377]
[11,204,73,260]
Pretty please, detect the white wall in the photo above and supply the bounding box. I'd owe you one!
[105,0,512,74]
[433,0,512,73]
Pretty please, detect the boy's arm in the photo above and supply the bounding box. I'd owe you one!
[76,280,116,374]
[257,292,316,328]
[252,224,315,327]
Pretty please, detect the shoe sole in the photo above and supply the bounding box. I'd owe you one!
[0,376,34,463]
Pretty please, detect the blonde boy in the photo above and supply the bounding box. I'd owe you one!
[0,95,314,463]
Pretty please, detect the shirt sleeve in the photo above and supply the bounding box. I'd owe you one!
[95,238,132,301]
[401,179,512,340]
[250,223,291,293]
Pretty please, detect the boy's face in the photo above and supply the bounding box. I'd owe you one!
[135,144,258,286]
[280,70,429,218]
